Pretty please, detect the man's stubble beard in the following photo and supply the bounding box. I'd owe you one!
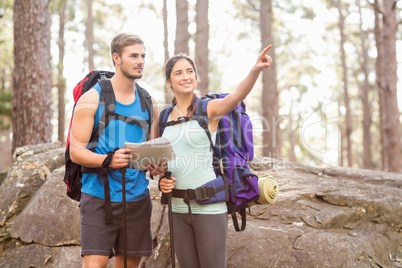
[121,68,143,80]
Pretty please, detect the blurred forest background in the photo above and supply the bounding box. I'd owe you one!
[0,0,401,173]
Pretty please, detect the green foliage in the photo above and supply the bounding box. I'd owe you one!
[0,0,14,131]
[0,0,13,12]
[233,0,260,22]
[0,91,12,116]
[0,90,12,130]
[301,6,316,19]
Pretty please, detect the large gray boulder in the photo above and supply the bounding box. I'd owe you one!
[0,144,401,267]
[228,157,402,267]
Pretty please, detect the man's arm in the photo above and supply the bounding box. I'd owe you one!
[148,97,160,140]
[69,88,133,168]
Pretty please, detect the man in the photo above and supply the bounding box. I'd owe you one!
[70,33,159,268]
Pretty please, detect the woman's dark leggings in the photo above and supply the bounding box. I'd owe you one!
[172,212,228,268]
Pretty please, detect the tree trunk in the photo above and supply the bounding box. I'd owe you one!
[163,0,170,104]
[381,0,400,172]
[373,0,388,171]
[57,0,66,144]
[174,0,190,55]
[12,0,52,152]
[260,0,281,158]
[336,0,353,167]
[288,104,296,162]
[339,104,345,166]
[86,0,94,71]
[357,0,372,169]
[195,0,209,96]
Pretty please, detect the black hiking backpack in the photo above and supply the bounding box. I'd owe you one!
[63,70,153,222]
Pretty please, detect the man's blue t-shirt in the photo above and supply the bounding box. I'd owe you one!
[81,82,150,202]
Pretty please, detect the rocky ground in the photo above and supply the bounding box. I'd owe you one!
[0,143,401,267]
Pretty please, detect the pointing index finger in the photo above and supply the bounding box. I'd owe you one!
[261,44,272,55]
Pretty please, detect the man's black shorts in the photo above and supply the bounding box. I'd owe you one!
[80,193,153,258]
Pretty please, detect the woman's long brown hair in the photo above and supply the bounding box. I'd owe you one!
[165,53,200,116]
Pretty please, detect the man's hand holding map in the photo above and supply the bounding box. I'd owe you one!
[125,137,175,170]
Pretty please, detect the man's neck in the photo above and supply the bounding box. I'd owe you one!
[110,74,136,95]
[110,74,137,105]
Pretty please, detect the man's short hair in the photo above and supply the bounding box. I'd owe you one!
[110,33,144,65]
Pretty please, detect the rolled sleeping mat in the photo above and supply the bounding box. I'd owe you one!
[248,174,278,206]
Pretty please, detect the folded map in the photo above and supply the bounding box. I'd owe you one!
[125,137,175,170]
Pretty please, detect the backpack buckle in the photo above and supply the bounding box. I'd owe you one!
[219,159,225,174]
[195,186,209,201]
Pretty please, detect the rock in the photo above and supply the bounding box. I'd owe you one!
[231,158,402,268]
[0,143,401,268]
[0,242,82,268]
[10,167,80,246]
[0,146,65,228]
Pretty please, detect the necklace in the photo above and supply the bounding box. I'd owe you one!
[174,105,188,117]
[175,103,195,118]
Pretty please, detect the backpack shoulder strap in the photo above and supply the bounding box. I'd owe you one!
[159,103,201,136]
[136,83,154,140]
[87,78,115,151]
[100,79,116,116]
[159,104,175,136]
[195,97,214,151]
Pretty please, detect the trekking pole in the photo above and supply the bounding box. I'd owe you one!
[165,171,175,268]
[120,167,128,268]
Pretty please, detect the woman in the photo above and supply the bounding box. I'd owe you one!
[157,45,273,268]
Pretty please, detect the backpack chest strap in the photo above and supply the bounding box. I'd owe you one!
[159,116,194,128]
[108,112,149,130]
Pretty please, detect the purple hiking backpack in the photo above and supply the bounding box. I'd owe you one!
[159,93,259,231]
